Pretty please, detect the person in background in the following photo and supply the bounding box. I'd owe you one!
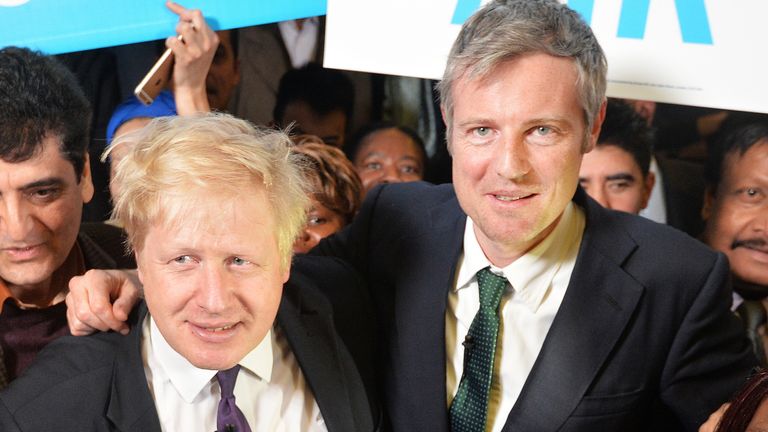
[272,63,354,148]
[578,99,655,214]
[346,122,427,197]
[291,140,362,254]
[0,46,132,389]
[701,122,768,365]
[699,369,768,432]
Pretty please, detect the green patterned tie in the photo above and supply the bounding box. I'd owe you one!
[449,267,508,432]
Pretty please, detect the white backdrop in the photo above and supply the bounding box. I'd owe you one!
[325,0,768,113]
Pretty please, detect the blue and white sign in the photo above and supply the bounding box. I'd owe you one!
[324,0,768,114]
[0,0,325,54]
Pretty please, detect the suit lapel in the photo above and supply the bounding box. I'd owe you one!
[502,191,644,431]
[389,195,465,430]
[106,304,162,432]
[277,281,359,432]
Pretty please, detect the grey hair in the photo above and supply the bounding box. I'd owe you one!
[438,0,607,140]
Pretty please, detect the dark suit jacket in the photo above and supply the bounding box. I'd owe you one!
[0,256,380,432]
[316,181,756,432]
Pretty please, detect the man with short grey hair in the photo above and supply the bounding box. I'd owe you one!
[321,1,753,430]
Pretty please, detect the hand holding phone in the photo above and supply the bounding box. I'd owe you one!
[133,36,182,106]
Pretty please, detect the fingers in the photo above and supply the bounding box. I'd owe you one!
[698,402,729,432]
[66,270,136,336]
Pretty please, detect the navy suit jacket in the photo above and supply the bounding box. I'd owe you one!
[0,256,381,432]
[316,182,755,432]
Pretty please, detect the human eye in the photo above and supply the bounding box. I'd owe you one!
[307,215,327,226]
[473,127,492,137]
[607,181,631,192]
[28,187,62,203]
[363,161,382,171]
[533,126,553,136]
[527,125,559,145]
[230,256,251,266]
[400,164,421,175]
[737,187,765,203]
[172,255,195,265]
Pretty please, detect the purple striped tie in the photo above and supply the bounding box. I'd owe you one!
[216,365,251,432]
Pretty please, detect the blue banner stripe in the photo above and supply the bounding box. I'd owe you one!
[451,0,482,25]
[675,0,713,44]
[617,0,651,39]
[567,0,595,25]
[0,0,326,55]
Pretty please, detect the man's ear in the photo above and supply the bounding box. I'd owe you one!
[440,105,454,155]
[640,171,656,209]
[80,153,95,204]
[701,186,716,221]
[281,260,291,284]
[585,100,607,153]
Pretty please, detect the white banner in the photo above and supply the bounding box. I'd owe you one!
[324,0,768,114]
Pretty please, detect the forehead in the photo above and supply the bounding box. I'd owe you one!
[216,30,235,53]
[585,145,641,171]
[361,129,418,154]
[148,185,277,246]
[722,141,768,182]
[0,135,77,187]
[452,53,583,125]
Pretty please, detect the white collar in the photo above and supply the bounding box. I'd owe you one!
[148,315,274,403]
[456,202,584,312]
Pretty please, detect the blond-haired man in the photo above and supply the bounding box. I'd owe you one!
[0,114,379,432]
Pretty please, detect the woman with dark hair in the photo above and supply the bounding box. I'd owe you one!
[700,369,768,432]
[291,138,363,253]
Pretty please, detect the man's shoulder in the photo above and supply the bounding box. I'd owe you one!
[365,181,460,225]
[586,204,722,287]
[78,222,136,269]
[0,330,122,414]
[285,255,365,310]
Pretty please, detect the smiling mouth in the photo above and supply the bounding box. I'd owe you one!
[493,193,533,202]
[207,324,236,332]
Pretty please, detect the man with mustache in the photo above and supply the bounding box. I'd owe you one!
[702,122,768,364]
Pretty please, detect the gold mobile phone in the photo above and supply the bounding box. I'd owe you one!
[133,35,183,105]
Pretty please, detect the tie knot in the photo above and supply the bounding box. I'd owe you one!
[216,365,241,398]
[476,267,507,310]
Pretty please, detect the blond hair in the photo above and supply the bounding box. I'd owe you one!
[108,113,309,270]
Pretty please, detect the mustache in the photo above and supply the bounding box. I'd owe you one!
[731,238,767,250]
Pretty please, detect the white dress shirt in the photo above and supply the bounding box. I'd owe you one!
[278,18,320,69]
[142,316,327,432]
[446,202,585,432]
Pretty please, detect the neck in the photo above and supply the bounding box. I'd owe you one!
[7,278,62,309]
[474,216,560,268]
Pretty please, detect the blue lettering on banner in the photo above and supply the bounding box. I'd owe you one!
[451,0,482,25]
[451,0,713,45]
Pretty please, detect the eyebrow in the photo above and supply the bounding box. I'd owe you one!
[20,177,66,191]
[605,173,636,182]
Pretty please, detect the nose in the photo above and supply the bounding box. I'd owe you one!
[1,198,34,242]
[380,164,401,185]
[590,184,610,209]
[751,205,768,234]
[494,137,531,180]
[197,263,230,314]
